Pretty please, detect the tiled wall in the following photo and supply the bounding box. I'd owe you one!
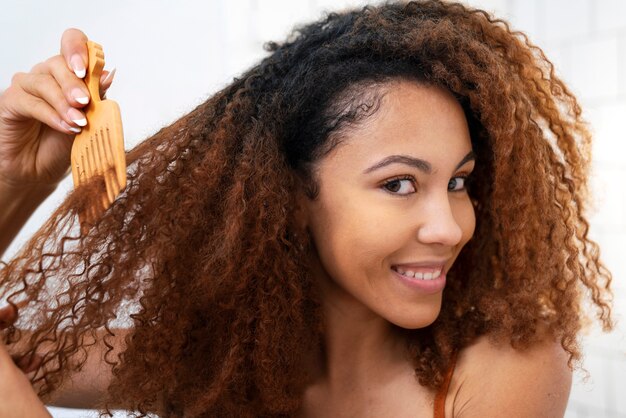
[1,0,623,417]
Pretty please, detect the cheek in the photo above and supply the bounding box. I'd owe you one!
[307,195,389,281]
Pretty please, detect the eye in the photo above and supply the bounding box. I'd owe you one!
[382,175,417,196]
[448,175,469,192]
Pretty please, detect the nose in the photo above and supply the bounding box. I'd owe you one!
[416,193,464,246]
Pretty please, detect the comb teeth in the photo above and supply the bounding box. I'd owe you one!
[70,40,126,235]
[74,129,118,233]
[95,126,120,205]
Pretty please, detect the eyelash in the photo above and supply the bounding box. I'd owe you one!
[381,173,471,196]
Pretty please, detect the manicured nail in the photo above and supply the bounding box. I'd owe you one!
[60,120,81,133]
[102,67,116,85]
[71,54,86,78]
[71,88,89,105]
[67,108,87,126]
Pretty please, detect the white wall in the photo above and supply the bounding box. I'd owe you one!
[1,1,624,417]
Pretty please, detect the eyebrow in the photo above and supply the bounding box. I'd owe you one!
[363,150,476,175]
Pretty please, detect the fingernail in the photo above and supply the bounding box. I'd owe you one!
[71,88,89,105]
[60,120,81,133]
[102,67,116,85]
[71,54,86,78]
[67,108,87,126]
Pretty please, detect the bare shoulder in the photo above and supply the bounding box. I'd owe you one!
[445,330,573,418]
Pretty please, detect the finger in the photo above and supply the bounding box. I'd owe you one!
[34,55,91,108]
[0,306,17,329]
[99,68,116,99]
[15,72,86,131]
[60,28,89,79]
[4,85,81,135]
[100,68,116,90]
[12,353,43,374]
[0,300,27,329]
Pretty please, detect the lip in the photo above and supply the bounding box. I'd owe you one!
[390,266,447,294]
[391,260,448,272]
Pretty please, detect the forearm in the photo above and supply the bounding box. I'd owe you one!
[0,181,57,260]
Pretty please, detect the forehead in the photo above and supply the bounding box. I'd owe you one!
[322,80,472,168]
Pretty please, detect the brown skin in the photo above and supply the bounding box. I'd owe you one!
[449,332,572,418]
[303,81,475,416]
[0,340,51,418]
[300,81,475,390]
[298,334,573,418]
[0,52,571,418]
[0,28,114,258]
[0,303,50,418]
[0,28,114,190]
[0,4,602,413]
[297,81,571,417]
[0,28,112,415]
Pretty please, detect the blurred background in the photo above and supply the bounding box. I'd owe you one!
[0,0,624,416]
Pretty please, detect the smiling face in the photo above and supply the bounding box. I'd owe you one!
[301,80,476,329]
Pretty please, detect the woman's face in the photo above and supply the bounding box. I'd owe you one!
[302,80,476,329]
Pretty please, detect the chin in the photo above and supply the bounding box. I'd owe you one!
[388,304,442,330]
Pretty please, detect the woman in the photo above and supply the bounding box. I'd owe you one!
[0,1,614,417]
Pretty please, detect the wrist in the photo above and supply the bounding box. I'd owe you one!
[0,179,57,260]
[0,176,59,198]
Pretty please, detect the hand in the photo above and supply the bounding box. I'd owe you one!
[0,303,51,418]
[0,28,115,191]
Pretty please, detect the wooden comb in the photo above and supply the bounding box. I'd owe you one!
[70,40,126,233]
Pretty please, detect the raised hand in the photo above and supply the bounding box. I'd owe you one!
[0,28,115,190]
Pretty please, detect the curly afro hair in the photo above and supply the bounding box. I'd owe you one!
[0,0,613,416]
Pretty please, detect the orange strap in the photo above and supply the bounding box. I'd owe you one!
[434,350,458,418]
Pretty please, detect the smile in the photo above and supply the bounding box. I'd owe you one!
[391,266,442,280]
[390,267,447,294]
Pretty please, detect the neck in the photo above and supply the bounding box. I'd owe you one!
[304,252,410,392]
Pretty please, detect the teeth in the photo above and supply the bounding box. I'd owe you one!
[393,267,442,280]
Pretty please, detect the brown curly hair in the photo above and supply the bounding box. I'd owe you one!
[0,0,614,416]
